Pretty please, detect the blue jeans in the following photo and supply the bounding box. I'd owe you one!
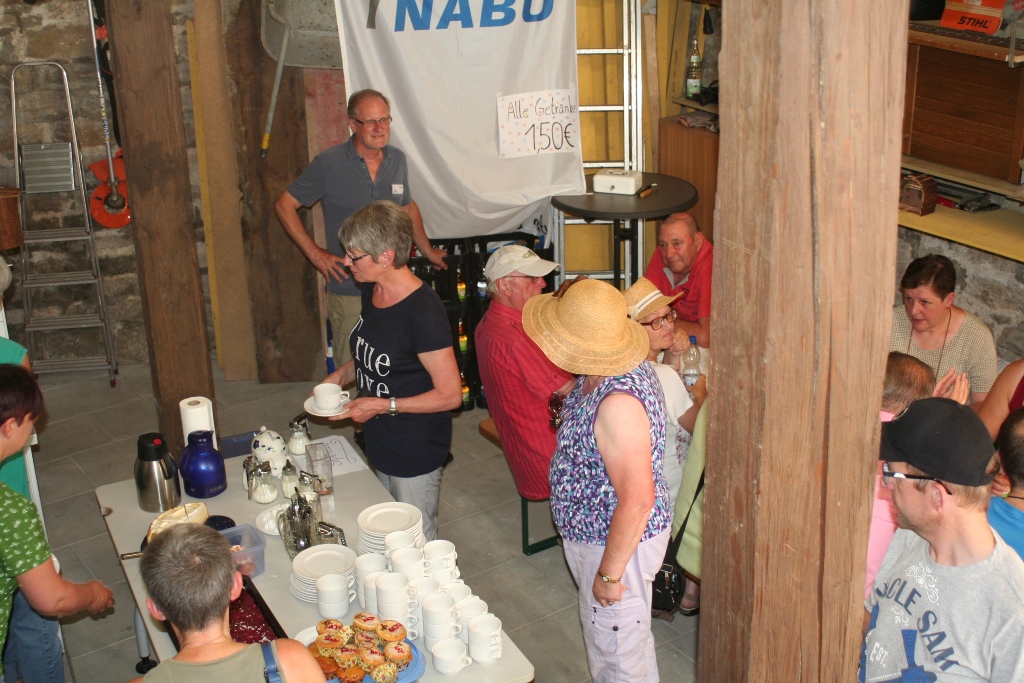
[2,590,63,683]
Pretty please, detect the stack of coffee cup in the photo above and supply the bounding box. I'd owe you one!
[375,572,421,639]
[468,614,503,664]
[423,540,459,584]
[354,553,388,609]
[316,573,357,619]
[422,592,470,655]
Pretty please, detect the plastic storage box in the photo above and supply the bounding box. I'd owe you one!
[219,524,267,578]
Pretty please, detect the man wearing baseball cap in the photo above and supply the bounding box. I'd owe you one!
[475,246,575,502]
[860,397,1024,682]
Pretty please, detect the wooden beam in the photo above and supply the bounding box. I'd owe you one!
[222,0,322,382]
[192,0,259,380]
[105,0,216,453]
[701,1,908,680]
[303,69,349,370]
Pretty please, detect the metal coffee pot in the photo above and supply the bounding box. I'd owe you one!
[134,432,181,512]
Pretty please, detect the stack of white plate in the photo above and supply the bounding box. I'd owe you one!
[357,502,425,555]
[289,544,358,603]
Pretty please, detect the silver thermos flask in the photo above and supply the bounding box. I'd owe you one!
[135,432,181,512]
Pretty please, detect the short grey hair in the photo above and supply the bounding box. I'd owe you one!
[339,201,413,268]
[486,279,501,299]
[348,89,390,120]
[140,524,235,634]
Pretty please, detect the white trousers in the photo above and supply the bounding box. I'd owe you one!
[375,468,442,541]
[563,529,670,683]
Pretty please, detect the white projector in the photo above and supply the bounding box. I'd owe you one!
[592,169,643,195]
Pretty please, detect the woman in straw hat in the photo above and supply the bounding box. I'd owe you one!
[323,201,462,542]
[523,278,671,683]
[624,277,706,510]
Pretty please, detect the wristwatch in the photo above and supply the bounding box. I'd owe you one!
[388,397,398,416]
[599,572,620,584]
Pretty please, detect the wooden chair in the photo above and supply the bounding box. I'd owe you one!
[479,418,559,555]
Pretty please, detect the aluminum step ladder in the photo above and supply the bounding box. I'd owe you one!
[553,0,645,287]
[10,61,117,386]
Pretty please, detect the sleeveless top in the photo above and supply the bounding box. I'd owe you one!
[1011,371,1024,412]
[549,361,670,545]
[143,641,288,683]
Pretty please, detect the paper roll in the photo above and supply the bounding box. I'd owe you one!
[180,396,218,450]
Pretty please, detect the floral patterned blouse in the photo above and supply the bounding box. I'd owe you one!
[549,361,670,545]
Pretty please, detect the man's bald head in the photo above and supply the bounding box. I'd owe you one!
[659,213,699,240]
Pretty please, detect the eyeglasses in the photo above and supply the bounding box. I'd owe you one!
[640,309,677,330]
[345,252,370,263]
[503,275,543,282]
[352,115,393,127]
[881,461,952,496]
[548,392,564,429]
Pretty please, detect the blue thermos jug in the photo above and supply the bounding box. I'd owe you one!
[179,430,227,498]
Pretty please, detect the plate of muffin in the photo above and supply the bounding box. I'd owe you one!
[296,612,425,683]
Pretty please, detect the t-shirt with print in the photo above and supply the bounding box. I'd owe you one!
[860,528,1024,682]
[287,138,412,296]
[0,337,29,498]
[351,283,453,478]
[0,481,52,678]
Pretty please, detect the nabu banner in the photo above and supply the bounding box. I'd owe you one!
[335,0,585,238]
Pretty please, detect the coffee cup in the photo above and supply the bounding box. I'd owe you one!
[431,638,473,675]
[428,565,461,585]
[422,592,461,625]
[455,597,489,644]
[470,641,502,663]
[423,619,463,641]
[468,613,502,647]
[377,599,420,625]
[316,573,356,605]
[313,383,345,411]
[423,539,458,569]
[384,530,417,559]
[441,581,472,602]
[391,547,427,579]
[376,572,416,604]
[362,570,385,604]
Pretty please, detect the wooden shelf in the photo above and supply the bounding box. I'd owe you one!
[672,96,719,116]
[902,156,1024,202]
[898,204,1024,263]
[908,22,1024,64]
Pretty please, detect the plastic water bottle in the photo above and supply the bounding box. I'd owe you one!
[681,336,701,387]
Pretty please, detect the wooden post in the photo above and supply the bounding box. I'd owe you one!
[105,0,216,453]
[192,0,259,380]
[223,0,322,382]
[701,1,908,680]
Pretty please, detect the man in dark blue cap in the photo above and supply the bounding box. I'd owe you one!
[860,398,1024,682]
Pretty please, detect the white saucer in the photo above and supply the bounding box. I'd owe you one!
[254,504,289,536]
[303,395,350,418]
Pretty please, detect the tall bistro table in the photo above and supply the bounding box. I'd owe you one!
[96,454,534,683]
[551,172,698,289]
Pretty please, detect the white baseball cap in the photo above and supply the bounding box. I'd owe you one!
[484,245,559,281]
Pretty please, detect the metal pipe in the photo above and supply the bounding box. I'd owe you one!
[85,0,123,209]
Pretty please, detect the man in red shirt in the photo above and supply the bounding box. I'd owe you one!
[643,212,713,347]
[475,246,575,500]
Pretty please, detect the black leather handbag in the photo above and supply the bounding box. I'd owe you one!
[652,471,704,614]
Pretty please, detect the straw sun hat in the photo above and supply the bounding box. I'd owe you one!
[522,278,649,376]
[623,277,681,321]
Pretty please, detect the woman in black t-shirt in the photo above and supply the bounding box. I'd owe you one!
[323,201,461,540]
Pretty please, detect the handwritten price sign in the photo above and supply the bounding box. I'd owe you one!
[498,89,580,159]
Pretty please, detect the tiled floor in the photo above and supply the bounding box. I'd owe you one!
[32,363,699,682]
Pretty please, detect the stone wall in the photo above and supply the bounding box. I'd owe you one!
[896,227,1024,363]
[0,0,202,365]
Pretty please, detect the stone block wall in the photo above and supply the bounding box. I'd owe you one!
[0,0,202,365]
[896,226,1024,363]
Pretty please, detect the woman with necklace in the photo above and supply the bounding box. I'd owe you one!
[889,254,997,405]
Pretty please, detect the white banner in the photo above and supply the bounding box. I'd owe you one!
[335,0,585,238]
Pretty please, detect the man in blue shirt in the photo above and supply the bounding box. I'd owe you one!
[989,407,1024,558]
[275,89,446,367]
